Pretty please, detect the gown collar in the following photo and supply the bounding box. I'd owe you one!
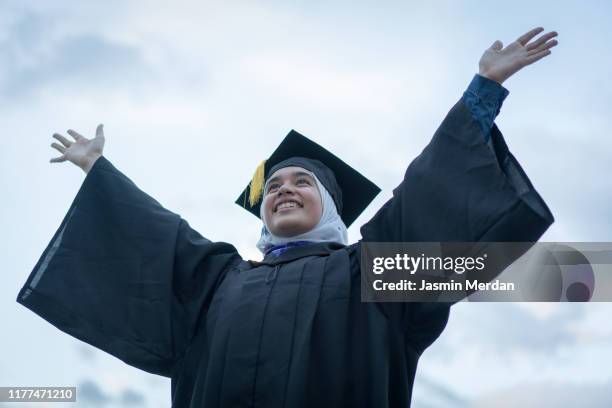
[250,241,346,266]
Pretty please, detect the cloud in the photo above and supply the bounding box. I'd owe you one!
[74,342,104,362]
[119,388,146,406]
[470,380,612,408]
[436,303,578,356]
[413,374,469,408]
[0,23,150,100]
[78,379,112,406]
[76,378,148,407]
[412,375,612,408]
[239,54,418,115]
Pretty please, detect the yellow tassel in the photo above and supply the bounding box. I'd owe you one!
[248,159,266,206]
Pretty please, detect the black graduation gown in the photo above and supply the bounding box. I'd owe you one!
[17,98,554,407]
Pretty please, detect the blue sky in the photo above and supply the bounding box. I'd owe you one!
[2,1,611,407]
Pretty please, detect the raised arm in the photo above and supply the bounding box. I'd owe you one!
[360,27,557,244]
[21,128,242,377]
[358,28,557,351]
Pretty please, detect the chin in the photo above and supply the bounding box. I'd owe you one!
[271,220,313,237]
[274,226,309,237]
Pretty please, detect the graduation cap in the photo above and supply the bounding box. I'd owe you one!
[235,130,381,227]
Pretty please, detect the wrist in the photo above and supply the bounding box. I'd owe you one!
[81,153,102,174]
[478,70,505,85]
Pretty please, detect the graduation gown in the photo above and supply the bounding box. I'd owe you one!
[17,98,554,407]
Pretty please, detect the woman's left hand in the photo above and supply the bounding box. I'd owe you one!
[479,27,558,85]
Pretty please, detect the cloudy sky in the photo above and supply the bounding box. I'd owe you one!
[2,0,611,407]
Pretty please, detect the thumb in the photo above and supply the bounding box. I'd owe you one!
[96,123,104,138]
[490,40,503,51]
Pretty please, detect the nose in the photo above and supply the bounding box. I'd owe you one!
[278,182,295,195]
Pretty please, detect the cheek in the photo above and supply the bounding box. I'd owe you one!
[307,191,323,218]
[262,197,274,221]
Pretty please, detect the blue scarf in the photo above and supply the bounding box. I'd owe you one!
[264,240,314,257]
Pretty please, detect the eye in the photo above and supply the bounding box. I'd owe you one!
[266,183,280,193]
[296,178,311,186]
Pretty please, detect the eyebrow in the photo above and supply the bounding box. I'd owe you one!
[266,171,315,187]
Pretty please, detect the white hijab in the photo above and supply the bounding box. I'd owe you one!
[256,169,348,254]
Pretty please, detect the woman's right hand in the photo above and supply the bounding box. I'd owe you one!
[478,27,558,85]
[51,124,105,174]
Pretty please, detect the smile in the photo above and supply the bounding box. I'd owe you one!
[274,200,302,212]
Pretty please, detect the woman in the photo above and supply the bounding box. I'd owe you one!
[18,27,557,407]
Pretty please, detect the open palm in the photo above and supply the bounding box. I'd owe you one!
[51,124,105,173]
[479,27,558,84]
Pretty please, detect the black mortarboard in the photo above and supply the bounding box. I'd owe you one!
[235,130,380,227]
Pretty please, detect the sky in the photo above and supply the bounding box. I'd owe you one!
[1,0,611,407]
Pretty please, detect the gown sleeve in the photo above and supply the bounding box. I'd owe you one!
[16,156,241,377]
[359,96,554,352]
[360,97,553,243]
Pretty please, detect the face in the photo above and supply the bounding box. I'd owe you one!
[262,166,323,237]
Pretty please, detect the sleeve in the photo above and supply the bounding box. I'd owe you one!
[462,73,510,143]
[360,97,554,243]
[16,156,242,377]
[358,97,554,353]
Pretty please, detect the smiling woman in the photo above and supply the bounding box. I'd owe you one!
[17,27,557,408]
[262,167,323,237]
[252,152,360,257]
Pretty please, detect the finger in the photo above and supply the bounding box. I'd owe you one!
[516,27,545,46]
[524,49,552,66]
[50,155,67,163]
[490,40,503,51]
[67,129,84,141]
[52,133,73,147]
[527,39,558,56]
[51,142,66,154]
[526,31,558,51]
[96,123,104,138]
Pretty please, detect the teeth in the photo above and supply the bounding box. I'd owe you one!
[276,201,299,211]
